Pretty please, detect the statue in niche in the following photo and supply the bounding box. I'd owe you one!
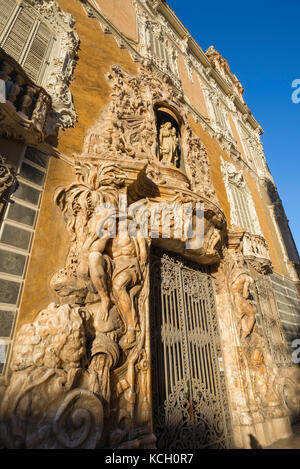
[159,121,179,165]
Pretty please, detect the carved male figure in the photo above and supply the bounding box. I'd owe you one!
[231,270,256,340]
[78,205,147,347]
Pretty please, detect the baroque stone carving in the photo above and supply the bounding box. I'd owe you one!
[183,127,219,205]
[0,303,104,449]
[0,156,14,201]
[222,232,287,421]
[243,232,272,274]
[0,161,155,449]
[82,65,219,208]
[158,121,179,165]
[206,46,245,103]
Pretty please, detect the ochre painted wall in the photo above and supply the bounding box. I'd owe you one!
[178,53,209,119]
[244,172,286,276]
[56,0,139,157]
[95,0,138,41]
[187,115,232,226]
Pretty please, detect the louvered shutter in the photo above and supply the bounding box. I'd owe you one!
[230,184,255,234]
[0,0,17,36]
[2,8,35,62]
[23,22,52,82]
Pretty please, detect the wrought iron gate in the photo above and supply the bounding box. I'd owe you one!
[150,249,232,449]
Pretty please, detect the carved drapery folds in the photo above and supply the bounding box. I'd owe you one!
[158,121,179,165]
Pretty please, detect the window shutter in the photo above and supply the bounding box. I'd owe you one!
[230,184,255,234]
[2,8,35,62]
[23,22,52,83]
[0,0,17,36]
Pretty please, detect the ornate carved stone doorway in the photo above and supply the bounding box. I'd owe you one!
[150,248,232,449]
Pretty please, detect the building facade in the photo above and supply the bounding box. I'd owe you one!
[0,0,300,449]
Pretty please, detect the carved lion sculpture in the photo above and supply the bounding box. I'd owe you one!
[0,304,103,449]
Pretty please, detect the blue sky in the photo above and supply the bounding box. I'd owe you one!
[167,0,300,252]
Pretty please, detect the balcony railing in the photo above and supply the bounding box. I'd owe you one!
[0,48,55,145]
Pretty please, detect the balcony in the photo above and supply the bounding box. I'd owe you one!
[242,231,273,274]
[0,49,57,146]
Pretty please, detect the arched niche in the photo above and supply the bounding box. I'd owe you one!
[154,103,185,172]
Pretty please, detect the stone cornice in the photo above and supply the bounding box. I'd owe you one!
[157,1,263,134]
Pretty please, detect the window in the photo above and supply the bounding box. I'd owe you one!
[148,29,177,77]
[0,146,49,375]
[0,0,54,84]
[271,273,300,351]
[238,122,265,172]
[222,160,262,236]
[229,182,256,234]
[212,99,227,131]
[138,13,179,88]
[254,275,292,367]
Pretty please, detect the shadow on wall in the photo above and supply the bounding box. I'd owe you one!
[249,434,263,449]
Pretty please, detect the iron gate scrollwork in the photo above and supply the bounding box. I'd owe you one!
[150,249,232,449]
